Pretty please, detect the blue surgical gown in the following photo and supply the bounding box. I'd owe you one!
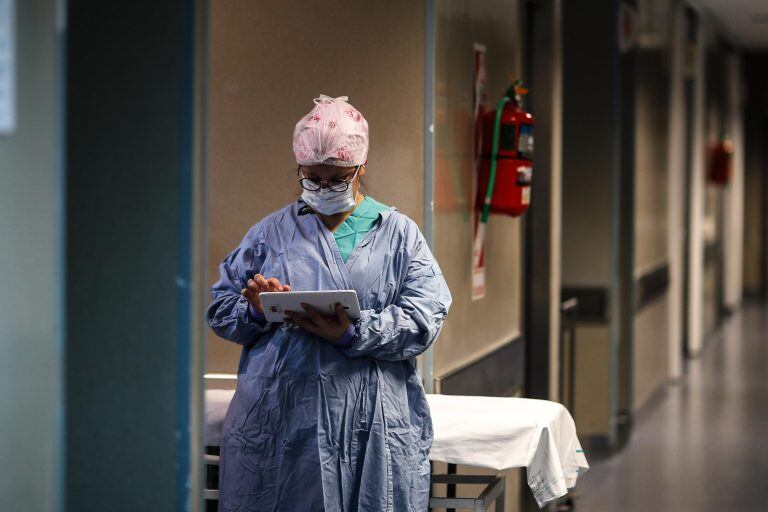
[206,200,452,512]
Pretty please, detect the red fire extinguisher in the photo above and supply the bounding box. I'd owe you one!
[708,140,733,186]
[476,80,534,218]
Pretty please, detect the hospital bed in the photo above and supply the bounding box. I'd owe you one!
[205,389,588,511]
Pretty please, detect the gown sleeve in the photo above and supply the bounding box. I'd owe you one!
[342,223,452,362]
[206,231,274,345]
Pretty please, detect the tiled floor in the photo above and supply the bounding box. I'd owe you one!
[573,304,768,511]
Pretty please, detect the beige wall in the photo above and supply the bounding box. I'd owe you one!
[633,299,669,409]
[432,0,524,378]
[206,0,426,374]
[573,326,611,435]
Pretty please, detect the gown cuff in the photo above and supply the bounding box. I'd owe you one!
[247,302,267,323]
[333,323,357,347]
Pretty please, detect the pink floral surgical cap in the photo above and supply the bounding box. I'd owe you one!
[292,94,369,167]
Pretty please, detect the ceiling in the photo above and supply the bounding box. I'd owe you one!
[696,0,768,49]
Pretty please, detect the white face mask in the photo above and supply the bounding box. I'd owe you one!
[300,167,360,215]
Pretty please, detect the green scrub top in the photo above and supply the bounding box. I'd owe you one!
[334,196,389,262]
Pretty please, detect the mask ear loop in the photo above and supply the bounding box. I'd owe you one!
[351,165,363,202]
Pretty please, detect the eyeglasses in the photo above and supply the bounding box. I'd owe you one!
[296,166,360,192]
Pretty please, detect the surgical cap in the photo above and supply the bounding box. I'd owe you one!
[292,94,369,167]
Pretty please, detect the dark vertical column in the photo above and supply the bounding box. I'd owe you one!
[65,1,196,510]
[615,0,637,449]
[763,112,768,301]
[743,53,768,300]
[522,1,561,506]
[764,124,768,301]
[524,0,559,400]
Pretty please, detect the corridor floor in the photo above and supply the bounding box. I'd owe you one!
[573,304,768,511]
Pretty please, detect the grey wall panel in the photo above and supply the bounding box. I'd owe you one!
[742,54,768,298]
[635,49,670,272]
[0,1,62,510]
[632,297,669,412]
[437,337,525,397]
[65,1,196,509]
[205,0,426,374]
[561,2,618,288]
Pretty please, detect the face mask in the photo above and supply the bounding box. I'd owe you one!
[301,168,360,215]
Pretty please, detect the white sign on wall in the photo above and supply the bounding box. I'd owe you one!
[471,43,488,301]
[0,0,16,136]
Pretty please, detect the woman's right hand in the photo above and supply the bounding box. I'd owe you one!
[241,274,291,314]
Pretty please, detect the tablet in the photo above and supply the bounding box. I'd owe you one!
[258,290,361,323]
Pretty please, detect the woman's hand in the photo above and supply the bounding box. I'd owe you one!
[286,303,351,342]
[241,274,291,314]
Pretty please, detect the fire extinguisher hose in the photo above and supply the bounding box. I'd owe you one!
[480,95,510,224]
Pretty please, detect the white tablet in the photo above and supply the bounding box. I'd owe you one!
[258,290,361,323]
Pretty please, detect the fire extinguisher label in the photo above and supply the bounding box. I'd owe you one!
[518,124,534,157]
[517,166,533,186]
[522,186,531,205]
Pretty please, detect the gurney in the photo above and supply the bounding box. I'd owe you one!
[205,389,588,510]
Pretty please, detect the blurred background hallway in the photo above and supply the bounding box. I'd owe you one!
[575,304,768,510]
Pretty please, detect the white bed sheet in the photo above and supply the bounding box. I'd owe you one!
[426,394,588,508]
[205,390,588,508]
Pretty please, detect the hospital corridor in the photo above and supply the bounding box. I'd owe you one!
[575,304,768,511]
[2,1,768,512]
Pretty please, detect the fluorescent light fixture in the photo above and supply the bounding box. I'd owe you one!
[204,373,238,380]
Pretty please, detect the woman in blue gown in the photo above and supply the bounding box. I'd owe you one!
[207,95,452,511]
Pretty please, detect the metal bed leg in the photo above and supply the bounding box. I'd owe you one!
[447,463,457,512]
[430,473,505,511]
[494,490,504,512]
[206,452,511,512]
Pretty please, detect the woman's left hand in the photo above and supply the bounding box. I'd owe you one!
[286,303,351,342]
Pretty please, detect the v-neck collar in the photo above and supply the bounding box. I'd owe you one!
[307,204,397,289]
[315,216,352,288]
